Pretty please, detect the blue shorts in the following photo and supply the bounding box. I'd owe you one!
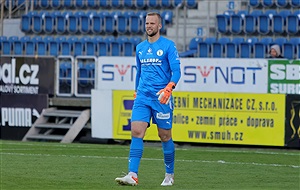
[131,96,174,130]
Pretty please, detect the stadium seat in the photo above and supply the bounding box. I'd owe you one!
[148,0,160,8]
[125,11,140,34]
[240,37,259,58]
[111,36,128,56]
[95,37,109,56]
[59,61,72,86]
[62,0,74,9]
[39,0,50,9]
[173,0,183,7]
[50,0,61,9]
[24,40,35,55]
[225,37,244,58]
[114,11,128,34]
[67,12,78,34]
[1,38,11,55]
[73,39,84,57]
[102,11,114,34]
[249,0,261,8]
[90,11,103,34]
[21,12,33,33]
[179,37,203,57]
[124,0,134,8]
[99,0,110,8]
[291,0,300,7]
[87,0,99,8]
[275,0,290,8]
[84,39,96,56]
[283,37,300,59]
[43,12,54,34]
[75,0,86,8]
[262,0,275,8]
[137,11,147,34]
[162,10,173,25]
[258,10,277,35]
[135,0,147,9]
[216,13,231,34]
[273,10,291,34]
[55,11,68,34]
[287,10,300,35]
[198,37,216,57]
[77,11,90,34]
[111,0,123,8]
[230,10,248,35]
[244,10,263,34]
[254,37,273,58]
[212,37,231,58]
[32,11,45,34]
[272,37,288,47]
[161,0,173,8]
[186,0,197,8]
[16,0,26,9]
[12,38,23,55]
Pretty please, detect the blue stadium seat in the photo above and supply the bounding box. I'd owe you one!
[240,37,259,58]
[137,11,147,33]
[212,37,231,58]
[43,12,54,34]
[125,11,140,34]
[225,37,244,58]
[287,10,300,35]
[60,38,72,56]
[75,0,86,8]
[162,10,173,25]
[273,10,291,34]
[67,12,78,34]
[62,0,74,9]
[198,37,216,57]
[95,37,108,56]
[21,12,33,33]
[179,37,203,57]
[59,61,72,86]
[77,61,89,86]
[244,10,263,34]
[85,39,96,56]
[55,11,68,34]
[283,37,300,59]
[258,10,277,35]
[1,38,11,55]
[5,0,16,9]
[102,11,114,34]
[148,0,160,8]
[77,11,90,34]
[24,40,35,55]
[161,0,173,8]
[0,36,7,53]
[186,0,197,8]
[72,39,84,57]
[111,0,123,8]
[124,37,141,56]
[249,0,261,8]
[50,0,61,9]
[32,11,46,34]
[124,0,134,8]
[262,0,275,8]
[216,13,231,34]
[173,0,183,7]
[135,0,146,9]
[254,37,273,58]
[114,11,128,34]
[87,0,99,8]
[230,10,248,35]
[291,0,300,7]
[275,0,289,8]
[39,0,50,9]
[11,38,23,55]
[99,0,110,8]
[111,36,128,56]
[16,0,26,9]
[90,11,103,34]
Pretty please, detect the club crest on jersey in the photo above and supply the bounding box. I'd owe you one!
[157,49,163,56]
[147,47,152,55]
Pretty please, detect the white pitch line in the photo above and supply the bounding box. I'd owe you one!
[1,152,299,169]
[1,141,299,156]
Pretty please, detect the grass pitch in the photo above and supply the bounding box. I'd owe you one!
[0,140,299,190]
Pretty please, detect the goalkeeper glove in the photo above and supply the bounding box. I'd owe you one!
[133,91,137,99]
[156,82,176,104]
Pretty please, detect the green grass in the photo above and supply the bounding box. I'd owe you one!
[1,140,299,190]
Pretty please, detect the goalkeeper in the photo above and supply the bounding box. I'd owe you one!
[115,12,181,186]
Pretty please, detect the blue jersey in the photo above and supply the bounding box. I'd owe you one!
[135,36,181,99]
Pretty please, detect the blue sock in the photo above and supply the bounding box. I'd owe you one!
[128,137,143,174]
[162,138,175,174]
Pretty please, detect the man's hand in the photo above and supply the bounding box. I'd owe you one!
[156,82,176,104]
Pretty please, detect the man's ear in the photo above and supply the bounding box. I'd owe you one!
[159,23,162,29]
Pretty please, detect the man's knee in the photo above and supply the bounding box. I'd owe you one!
[158,129,172,142]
